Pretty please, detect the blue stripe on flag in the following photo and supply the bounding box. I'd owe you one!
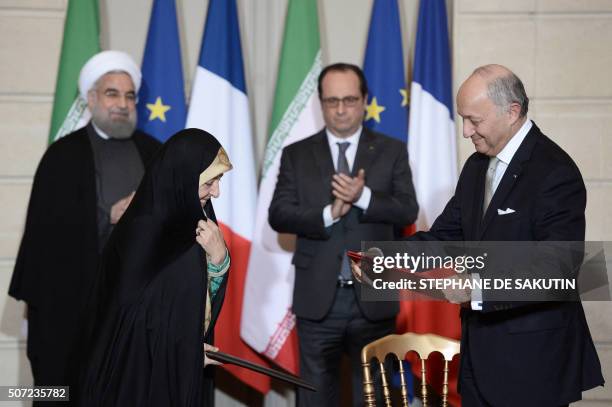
[363,0,408,142]
[413,0,453,118]
[199,0,246,93]
[137,0,187,142]
[364,2,413,400]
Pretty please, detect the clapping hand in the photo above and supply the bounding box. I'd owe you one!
[332,169,365,203]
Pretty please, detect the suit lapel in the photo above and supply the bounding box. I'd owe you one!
[353,129,378,176]
[478,124,540,239]
[470,156,489,239]
[310,130,335,190]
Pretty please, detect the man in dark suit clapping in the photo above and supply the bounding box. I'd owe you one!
[269,63,418,406]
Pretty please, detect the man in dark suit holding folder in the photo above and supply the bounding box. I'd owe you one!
[353,64,604,406]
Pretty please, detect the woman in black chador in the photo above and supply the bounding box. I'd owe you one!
[79,129,232,406]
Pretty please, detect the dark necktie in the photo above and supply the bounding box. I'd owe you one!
[336,141,353,282]
[336,142,350,175]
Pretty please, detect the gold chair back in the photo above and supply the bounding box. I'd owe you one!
[361,332,460,407]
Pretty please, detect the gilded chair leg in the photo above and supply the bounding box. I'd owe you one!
[398,359,410,407]
[379,361,392,407]
[362,360,376,407]
[442,360,450,407]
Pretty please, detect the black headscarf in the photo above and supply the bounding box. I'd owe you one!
[78,129,232,407]
[108,128,232,301]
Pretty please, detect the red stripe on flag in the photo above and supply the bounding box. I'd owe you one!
[215,223,271,394]
[266,312,299,374]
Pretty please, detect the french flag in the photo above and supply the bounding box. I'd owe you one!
[408,0,458,231]
[185,0,269,393]
[402,0,461,405]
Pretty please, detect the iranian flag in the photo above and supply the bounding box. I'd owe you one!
[49,0,99,143]
[241,0,324,374]
[185,0,267,393]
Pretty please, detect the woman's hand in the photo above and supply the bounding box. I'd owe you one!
[203,343,222,367]
[195,219,227,265]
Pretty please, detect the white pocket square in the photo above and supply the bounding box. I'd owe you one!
[497,208,516,215]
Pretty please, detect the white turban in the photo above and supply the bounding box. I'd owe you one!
[78,50,141,100]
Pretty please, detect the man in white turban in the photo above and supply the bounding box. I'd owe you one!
[78,50,141,139]
[9,50,161,401]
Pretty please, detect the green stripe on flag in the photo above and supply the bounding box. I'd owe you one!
[264,0,321,176]
[49,0,100,144]
[262,51,321,176]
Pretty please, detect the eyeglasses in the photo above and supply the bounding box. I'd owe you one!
[321,96,361,108]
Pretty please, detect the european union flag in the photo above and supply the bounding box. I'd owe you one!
[137,0,186,142]
[363,0,415,400]
[363,0,408,142]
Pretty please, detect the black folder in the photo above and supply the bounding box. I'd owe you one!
[205,350,317,391]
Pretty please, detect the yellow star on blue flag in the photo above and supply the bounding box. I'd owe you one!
[146,96,171,122]
[363,0,408,142]
[365,96,386,123]
[136,0,186,141]
[400,88,409,107]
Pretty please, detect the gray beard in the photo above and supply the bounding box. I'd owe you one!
[99,120,136,139]
[91,109,137,140]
